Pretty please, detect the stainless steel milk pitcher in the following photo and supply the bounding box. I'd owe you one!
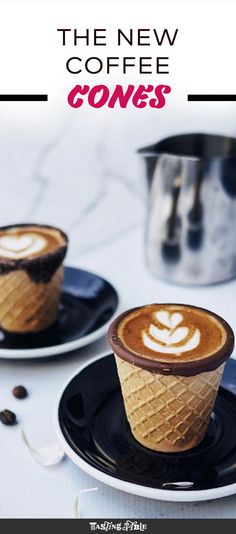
[138,133,236,285]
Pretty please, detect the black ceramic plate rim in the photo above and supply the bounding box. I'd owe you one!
[54,353,236,503]
[0,267,119,359]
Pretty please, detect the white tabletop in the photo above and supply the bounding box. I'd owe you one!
[1,227,236,519]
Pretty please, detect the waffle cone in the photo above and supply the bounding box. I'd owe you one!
[0,266,64,333]
[115,355,225,452]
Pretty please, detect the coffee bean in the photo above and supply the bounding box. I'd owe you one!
[12,385,28,399]
[0,409,17,426]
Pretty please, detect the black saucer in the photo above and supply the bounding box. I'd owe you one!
[58,354,236,492]
[0,267,118,351]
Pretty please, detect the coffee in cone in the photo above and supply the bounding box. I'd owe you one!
[0,224,68,333]
[108,304,234,453]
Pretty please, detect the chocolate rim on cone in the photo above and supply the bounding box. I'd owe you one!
[108,304,234,376]
[0,223,68,283]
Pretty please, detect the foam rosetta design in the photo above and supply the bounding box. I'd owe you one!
[0,234,47,259]
[142,310,201,355]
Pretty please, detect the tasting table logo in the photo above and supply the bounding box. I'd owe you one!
[89,521,147,531]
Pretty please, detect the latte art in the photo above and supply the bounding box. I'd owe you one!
[0,225,65,261]
[142,311,201,355]
[0,234,47,259]
[115,303,228,364]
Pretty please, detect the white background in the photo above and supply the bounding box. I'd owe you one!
[0,0,236,519]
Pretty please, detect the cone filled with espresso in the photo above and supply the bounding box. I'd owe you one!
[108,304,234,453]
[0,224,68,333]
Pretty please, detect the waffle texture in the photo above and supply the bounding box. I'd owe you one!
[0,266,64,333]
[115,355,225,452]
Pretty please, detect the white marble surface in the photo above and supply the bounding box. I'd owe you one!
[1,104,236,518]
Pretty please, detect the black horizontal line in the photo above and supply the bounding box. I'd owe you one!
[0,94,48,101]
[188,94,236,102]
